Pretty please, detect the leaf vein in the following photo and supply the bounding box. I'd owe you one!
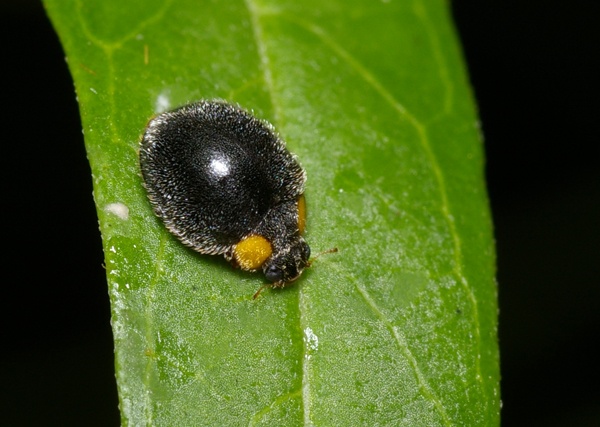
[243,0,281,124]
[248,389,302,427]
[355,283,453,426]
[412,0,454,117]
[75,0,174,50]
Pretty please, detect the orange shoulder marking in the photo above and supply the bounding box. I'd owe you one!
[297,195,307,234]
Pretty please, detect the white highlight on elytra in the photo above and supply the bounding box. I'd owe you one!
[209,157,230,178]
[105,202,130,220]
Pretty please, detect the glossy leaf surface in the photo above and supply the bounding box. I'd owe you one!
[44,0,500,425]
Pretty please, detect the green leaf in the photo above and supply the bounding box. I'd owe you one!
[44,0,500,425]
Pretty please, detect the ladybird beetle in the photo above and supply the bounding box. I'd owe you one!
[139,100,310,296]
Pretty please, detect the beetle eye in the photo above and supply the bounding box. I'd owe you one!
[301,241,311,263]
[265,265,284,283]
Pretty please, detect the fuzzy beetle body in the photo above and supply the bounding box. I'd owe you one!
[140,100,310,291]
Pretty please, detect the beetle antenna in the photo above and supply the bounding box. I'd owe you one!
[253,249,338,299]
[307,247,338,267]
[253,283,272,300]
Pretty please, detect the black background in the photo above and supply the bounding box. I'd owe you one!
[2,0,598,425]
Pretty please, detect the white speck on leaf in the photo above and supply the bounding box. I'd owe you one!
[105,202,129,220]
[304,327,319,352]
[155,92,170,113]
